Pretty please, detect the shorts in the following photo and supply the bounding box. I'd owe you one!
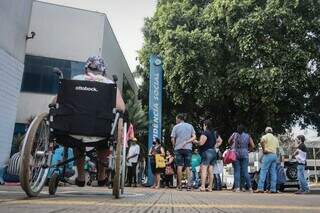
[200,149,216,166]
[150,159,163,174]
[56,134,109,151]
[175,149,192,167]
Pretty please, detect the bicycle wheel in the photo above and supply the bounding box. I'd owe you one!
[113,118,123,199]
[20,113,53,197]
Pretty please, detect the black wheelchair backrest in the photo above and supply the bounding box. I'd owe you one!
[50,79,117,137]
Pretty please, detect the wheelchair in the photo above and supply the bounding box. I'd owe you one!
[19,77,127,199]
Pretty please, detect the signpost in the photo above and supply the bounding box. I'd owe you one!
[146,54,163,186]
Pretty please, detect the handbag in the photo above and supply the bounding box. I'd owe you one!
[155,154,166,169]
[165,166,174,175]
[223,149,237,164]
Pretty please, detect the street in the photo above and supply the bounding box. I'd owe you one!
[0,186,319,213]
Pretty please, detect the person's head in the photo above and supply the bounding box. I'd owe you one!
[203,119,213,131]
[265,127,273,134]
[176,113,185,124]
[153,137,161,146]
[84,56,107,76]
[166,150,172,156]
[297,135,305,143]
[237,124,246,134]
[131,137,137,145]
[193,148,198,154]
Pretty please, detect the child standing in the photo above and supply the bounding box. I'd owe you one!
[294,135,309,194]
[191,149,201,188]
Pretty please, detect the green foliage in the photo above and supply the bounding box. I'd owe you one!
[138,0,320,142]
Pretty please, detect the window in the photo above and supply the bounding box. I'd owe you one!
[21,55,85,94]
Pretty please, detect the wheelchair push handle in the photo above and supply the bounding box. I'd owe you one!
[53,67,64,79]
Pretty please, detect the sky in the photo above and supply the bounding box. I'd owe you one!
[40,0,157,73]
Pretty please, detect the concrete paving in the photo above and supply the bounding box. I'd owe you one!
[0,186,319,213]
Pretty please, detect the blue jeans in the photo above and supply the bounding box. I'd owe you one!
[192,170,200,187]
[297,164,309,192]
[214,174,222,190]
[258,153,277,192]
[233,158,251,189]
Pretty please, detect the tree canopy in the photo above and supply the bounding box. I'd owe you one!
[138,0,320,141]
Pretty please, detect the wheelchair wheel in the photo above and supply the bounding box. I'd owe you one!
[113,118,123,199]
[20,113,53,197]
[48,173,59,195]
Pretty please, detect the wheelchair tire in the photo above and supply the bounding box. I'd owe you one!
[113,118,123,199]
[20,113,52,197]
[49,173,59,195]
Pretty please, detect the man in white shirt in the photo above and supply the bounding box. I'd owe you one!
[126,138,140,187]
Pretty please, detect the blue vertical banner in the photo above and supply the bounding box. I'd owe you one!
[147,54,163,186]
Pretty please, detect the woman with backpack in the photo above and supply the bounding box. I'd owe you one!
[228,124,255,192]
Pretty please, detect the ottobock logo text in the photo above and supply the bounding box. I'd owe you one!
[75,86,98,92]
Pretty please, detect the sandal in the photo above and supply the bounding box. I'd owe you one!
[75,178,85,187]
[199,187,206,192]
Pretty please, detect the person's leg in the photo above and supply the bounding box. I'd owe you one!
[156,173,161,188]
[269,155,277,192]
[241,158,252,190]
[216,174,222,190]
[175,150,183,189]
[233,160,240,190]
[184,150,193,189]
[127,166,133,186]
[200,165,208,190]
[73,147,85,183]
[132,163,138,185]
[208,165,214,191]
[97,148,108,182]
[297,164,309,192]
[169,175,173,187]
[257,154,272,191]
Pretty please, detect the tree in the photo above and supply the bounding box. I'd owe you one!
[138,0,320,142]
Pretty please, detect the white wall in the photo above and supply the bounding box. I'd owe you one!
[26,1,105,62]
[0,0,33,167]
[16,93,55,124]
[0,0,33,62]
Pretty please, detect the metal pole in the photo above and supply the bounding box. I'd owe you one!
[121,122,127,194]
[313,148,318,183]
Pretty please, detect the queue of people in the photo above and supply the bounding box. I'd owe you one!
[122,113,310,195]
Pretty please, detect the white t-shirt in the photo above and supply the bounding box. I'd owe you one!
[127,144,140,165]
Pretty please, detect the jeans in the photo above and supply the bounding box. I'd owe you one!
[233,158,251,189]
[192,170,200,187]
[258,153,277,192]
[214,174,222,190]
[297,164,309,192]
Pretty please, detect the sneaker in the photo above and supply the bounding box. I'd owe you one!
[177,186,182,191]
[233,188,240,192]
[187,187,192,191]
[295,190,310,195]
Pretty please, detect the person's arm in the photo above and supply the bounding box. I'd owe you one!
[171,137,176,147]
[160,147,165,156]
[260,137,266,153]
[216,136,223,148]
[198,134,207,146]
[167,156,174,165]
[228,133,235,145]
[171,127,176,147]
[116,88,125,112]
[249,137,255,151]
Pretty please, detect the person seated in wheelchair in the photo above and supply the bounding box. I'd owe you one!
[52,56,125,187]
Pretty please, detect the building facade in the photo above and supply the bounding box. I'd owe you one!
[0,0,34,168]
[16,1,137,128]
